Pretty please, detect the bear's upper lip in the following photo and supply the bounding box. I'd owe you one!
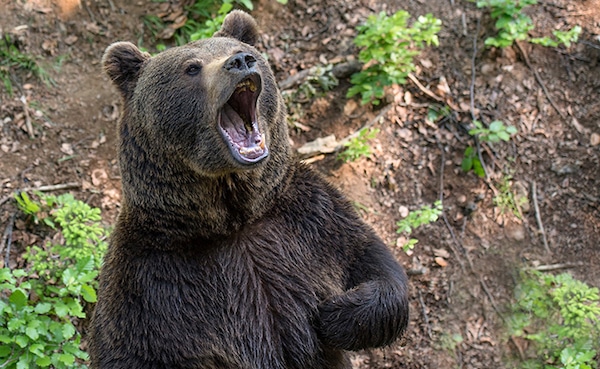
[218,72,268,165]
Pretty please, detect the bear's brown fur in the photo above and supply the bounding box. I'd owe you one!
[89,11,409,369]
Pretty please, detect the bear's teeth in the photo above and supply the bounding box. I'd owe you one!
[235,79,257,93]
[239,146,262,156]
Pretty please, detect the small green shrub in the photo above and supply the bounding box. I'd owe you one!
[0,193,108,369]
[348,11,441,105]
[508,271,600,369]
[396,201,443,252]
[469,120,517,143]
[462,120,517,177]
[475,0,581,48]
[337,127,380,162]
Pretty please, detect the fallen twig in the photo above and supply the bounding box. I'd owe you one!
[22,182,81,193]
[530,262,583,272]
[0,196,10,207]
[407,73,461,112]
[20,95,34,139]
[417,290,433,339]
[436,139,468,272]
[515,41,565,119]
[297,105,393,159]
[1,212,17,269]
[531,181,551,254]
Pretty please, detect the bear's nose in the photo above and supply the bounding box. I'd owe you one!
[224,52,257,71]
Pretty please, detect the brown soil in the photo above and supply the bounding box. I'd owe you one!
[1,0,599,368]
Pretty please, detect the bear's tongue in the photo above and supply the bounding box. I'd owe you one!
[220,102,265,161]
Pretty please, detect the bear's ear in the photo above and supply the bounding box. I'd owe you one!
[102,41,150,98]
[213,10,259,46]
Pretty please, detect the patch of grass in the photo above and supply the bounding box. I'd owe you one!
[348,10,441,105]
[0,193,108,369]
[337,127,380,162]
[507,271,600,369]
[475,0,581,48]
[396,200,443,252]
[493,174,526,219]
[0,34,52,96]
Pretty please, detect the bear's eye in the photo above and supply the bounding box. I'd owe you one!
[186,64,202,76]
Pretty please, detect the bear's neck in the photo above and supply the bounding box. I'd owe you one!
[115,125,292,247]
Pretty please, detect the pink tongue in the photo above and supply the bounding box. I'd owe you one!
[221,104,248,144]
[221,104,265,160]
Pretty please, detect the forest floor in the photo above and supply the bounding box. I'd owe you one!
[1,0,599,367]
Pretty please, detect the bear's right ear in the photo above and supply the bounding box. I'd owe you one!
[102,42,150,98]
[213,10,259,46]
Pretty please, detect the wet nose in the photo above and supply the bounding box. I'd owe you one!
[224,52,256,71]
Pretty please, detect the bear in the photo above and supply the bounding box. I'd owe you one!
[88,10,409,369]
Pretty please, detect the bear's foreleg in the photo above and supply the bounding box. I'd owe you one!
[316,241,409,351]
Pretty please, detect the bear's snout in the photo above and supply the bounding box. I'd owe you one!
[224,52,257,72]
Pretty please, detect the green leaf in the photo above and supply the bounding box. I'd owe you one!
[25,326,39,340]
[81,283,97,303]
[17,355,32,369]
[29,343,45,356]
[237,0,253,10]
[0,344,12,357]
[58,353,75,366]
[9,289,28,308]
[54,301,69,317]
[473,158,485,177]
[14,334,29,348]
[34,302,52,314]
[36,356,52,367]
[488,120,504,132]
[62,323,76,340]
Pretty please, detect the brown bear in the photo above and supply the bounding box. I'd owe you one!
[88,10,409,369]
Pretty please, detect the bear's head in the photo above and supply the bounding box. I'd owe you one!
[102,11,289,177]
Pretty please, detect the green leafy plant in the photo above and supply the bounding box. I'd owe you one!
[348,11,441,105]
[337,127,380,162]
[188,1,235,42]
[507,271,600,369]
[475,0,581,48]
[0,34,52,96]
[462,120,517,177]
[530,26,582,48]
[0,193,108,368]
[396,200,443,252]
[469,120,517,143]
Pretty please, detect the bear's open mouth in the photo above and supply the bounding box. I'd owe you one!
[218,73,268,164]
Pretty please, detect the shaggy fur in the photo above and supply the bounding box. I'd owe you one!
[88,11,409,369]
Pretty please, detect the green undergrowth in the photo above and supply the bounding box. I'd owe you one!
[396,201,443,252]
[0,193,108,369]
[348,10,441,105]
[474,0,581,48]
[507,270,600,369]
[337,127,379,162]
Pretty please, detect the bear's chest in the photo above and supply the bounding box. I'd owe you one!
[131,232,342,368]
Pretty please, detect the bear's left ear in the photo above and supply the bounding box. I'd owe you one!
[102,41,150,99]
[213,10,259,46]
